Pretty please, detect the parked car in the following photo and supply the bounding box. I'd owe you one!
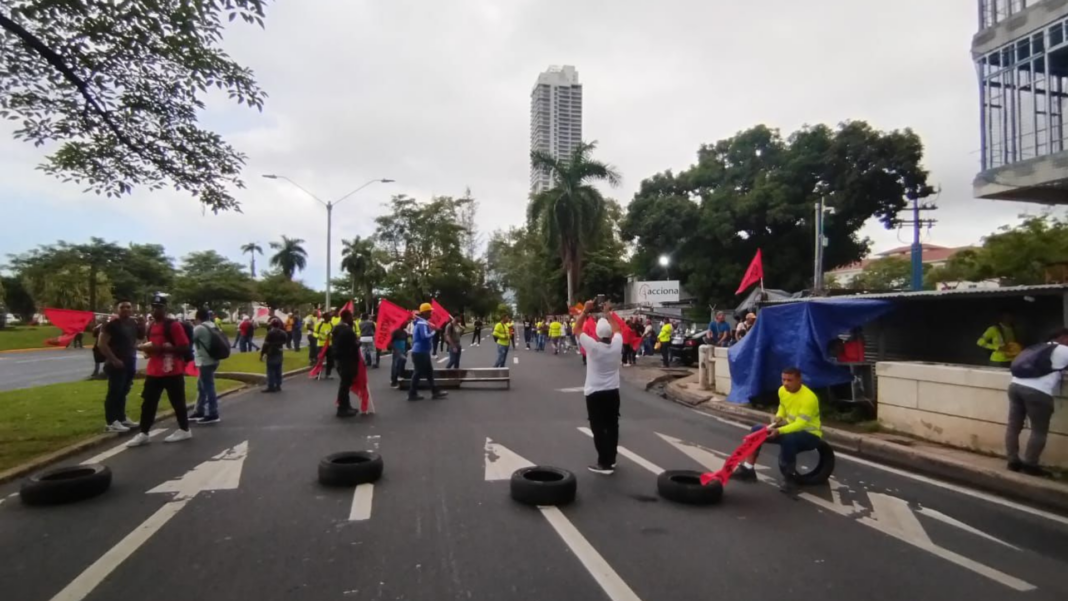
[670,330,712,367]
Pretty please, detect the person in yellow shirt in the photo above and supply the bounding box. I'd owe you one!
[548,316,563,355]
[284,314,295,349]
[314,311,335,379]
[657,320,674,367]
[492,315,512,368]
[977,311,1020,368]
[734,366,823,493]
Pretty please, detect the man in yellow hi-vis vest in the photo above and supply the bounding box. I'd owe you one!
[492,315,511,368]
[657,320,674,367]
[978,312,1020,368]
[315,311,335,379]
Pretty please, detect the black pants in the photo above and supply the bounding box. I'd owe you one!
[660,342,671,367]
[325,346,335,377]
[408,352,438,398]
[140,375,189,434]
[337,362,354,410]
[586,389,620,467]
[103,357,136,424]
[472,329,482,345]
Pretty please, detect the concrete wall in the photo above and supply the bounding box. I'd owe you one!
[713,347,732,395]
[877,362,1068,467]
[973,0,1068,56]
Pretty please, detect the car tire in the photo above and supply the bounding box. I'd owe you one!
[510,466,577,506]
[318,451,384,487]
[656,470,723,505]
[794,441,835,486]
[20,464,112,506]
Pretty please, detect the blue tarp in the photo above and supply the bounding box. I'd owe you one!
[726,299,893,404]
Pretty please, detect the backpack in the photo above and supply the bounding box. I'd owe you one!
[1010,343,1059,379]
[206,325,232,361]
[163,319,196,363]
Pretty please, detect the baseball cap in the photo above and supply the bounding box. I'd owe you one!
[419,302,433,313]
[151,293,169,306]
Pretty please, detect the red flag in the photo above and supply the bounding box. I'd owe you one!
[42,308,95,347]
[351,350,374,414]
[340,300,355,315]
[700,428,769,486]
[735,249,764,295]
[429,299,452,330]
[375,299,410,351]
[609,312,641,351]
[579,315,598,356]
[309,343,330,378]
[568,302,585,316]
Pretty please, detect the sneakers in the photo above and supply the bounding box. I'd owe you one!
[126,432,151,447]
[1007,460,1023,472]
[164,429,192,443]
[588,464,615,475]
[1021,464,1053,478]
[105,421,130,433]
[431,391,449,400]
[336,408,357,418]
[120,419,138,429]
[198,415,221,425]
[390,383,399,388]
[261,387,277,393]
[733,466,758,482]
[189,412,206,422]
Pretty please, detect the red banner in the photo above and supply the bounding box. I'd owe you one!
[701,428,769,486]
[340,299,354,316]
[609,312,641,351]
[429,299,452,330]
[735,249,764,295]
[309,343,330,378]
[375,300,409,351]
[578,315,598,356]
[42,308,95,347]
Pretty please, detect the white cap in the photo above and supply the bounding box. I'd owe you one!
[596,318,612,339]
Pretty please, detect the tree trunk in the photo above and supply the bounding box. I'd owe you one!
[88,264,98,313]
[250,256,256,278]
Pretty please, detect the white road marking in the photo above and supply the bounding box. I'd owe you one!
[655,432,725,473]
[578,427,664,474]
[868,493,932,545]
[349,484,375,521]
[50,441,249,601]
[436,357,448,364]
[486,439,643,601]
[513,357,519,364]
[917,507,1020,550]
[13,355,85,364]
[81,430,166,465]
[556,386,585,393]
[689,408,751,430]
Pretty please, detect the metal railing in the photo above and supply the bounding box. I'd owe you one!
[979,0,1038,30]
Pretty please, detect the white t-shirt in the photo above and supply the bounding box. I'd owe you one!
[579,332,623,395]
[1011,343,1068,396]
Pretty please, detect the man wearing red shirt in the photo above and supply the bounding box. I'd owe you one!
[127,293,193,447]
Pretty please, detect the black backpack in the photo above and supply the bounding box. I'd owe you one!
[1010,343,1059,379]
[205,325,232,361]
[162,319,196,363]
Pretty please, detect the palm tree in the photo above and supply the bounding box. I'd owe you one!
[240,242,263,278]
[269,236,308,280]
[528,141,620,305]
[341,236,385,314]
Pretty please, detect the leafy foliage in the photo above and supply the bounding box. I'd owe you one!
[240,242,264,278]
[1,275,35,320]
[340,236,386,314]
[255,273,318,311]
[269,236,308,280]
[926,215,1068,287]
[0,0,268,210]
[851,257,931,291]
[622,122,935,304]
[172,250,254,310]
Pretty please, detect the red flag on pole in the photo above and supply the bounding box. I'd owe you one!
[351,350,374,414]
[308,343,330,378]
[609,312,641,351]
[340,299,354,315]
[42,308,95,347]
[374,299,410,351]
[429,299,452,330]
[735,249,764,295]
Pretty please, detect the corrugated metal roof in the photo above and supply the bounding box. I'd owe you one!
[763,284,1068,304]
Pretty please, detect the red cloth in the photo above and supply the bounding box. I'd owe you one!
[351,349,374,413]
[145,321,189,377]
[42,308,94,347]
[701,428,770,486]
[239,320,251,336]
[309,343,330,378]
[579,316,598,356]
[375,300,410,351]
[735,249,764,295]
[609,312,641,351]
[429,299,452,330]
[255,307,269,318]
[340,300,354,316]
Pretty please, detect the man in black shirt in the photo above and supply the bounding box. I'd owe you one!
[97,300,140,432]
[471,318,483,346]
[260,318,289,393]
[390,321,410,388]
[332,310,359,417]
[523,318,534,349]
[358,313,379,369]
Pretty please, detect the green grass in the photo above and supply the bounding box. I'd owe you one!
[219,323,238,338]
[216,348,306,374]
[0,325,65,351]
[0,376,242,473]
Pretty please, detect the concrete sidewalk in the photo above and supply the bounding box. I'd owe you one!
[627,368,1068,515]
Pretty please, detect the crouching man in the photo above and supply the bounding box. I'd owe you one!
[733,366,822,494]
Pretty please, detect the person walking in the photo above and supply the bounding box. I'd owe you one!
[1004,328,1068,477]
[576,301,623,475]
[306,312,319,366]
[315,311,335,379]
[97,300,139,432]
[284,313,295,350]
[189,308,222,424]
[127,294,192,447]
[90,318,107,378]
[332,310,360,417]
[523,317,534,350]
[358,313,378,369]
[658,319,674,367]
[408,303,447,401]
[549,316,563,355]
[390,319,411,388]
[261,318,288,393]
[445,316,463,369]
[237,316,252,353]
[492,315,512,368]
[471,317,483,347]
[247,318,261,352]
[290,311,303,352]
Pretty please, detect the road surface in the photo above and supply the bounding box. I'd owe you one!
[1,341,1066,601]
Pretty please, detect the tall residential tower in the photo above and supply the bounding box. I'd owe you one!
[530,65,583,194]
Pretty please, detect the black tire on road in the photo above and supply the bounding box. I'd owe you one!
[318,451,384,487]
[794,440,835,486]
[656,470,723,505]
[20,464,112,506]
[510,466,577,506]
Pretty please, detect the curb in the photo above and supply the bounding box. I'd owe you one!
[672,391,1068,515]
[0,346,66,355]
[0,365,318,486]
[215,365,312,385]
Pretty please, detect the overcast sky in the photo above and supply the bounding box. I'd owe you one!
[2,0,1061,290]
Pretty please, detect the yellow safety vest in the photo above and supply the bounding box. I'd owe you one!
[493,322,510,346]
[658,323,673,343]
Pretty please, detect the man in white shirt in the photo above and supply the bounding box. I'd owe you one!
[1006,328,1068,478]
[576,300,623,475]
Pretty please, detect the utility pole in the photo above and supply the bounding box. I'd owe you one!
[899,197,939,290]
[812,191,834,295]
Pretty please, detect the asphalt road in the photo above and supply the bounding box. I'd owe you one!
[2,341,1067,601]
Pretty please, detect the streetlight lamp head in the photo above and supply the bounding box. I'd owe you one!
[381,179,395,183]
[658,255,670,267]
[262,174,278,179]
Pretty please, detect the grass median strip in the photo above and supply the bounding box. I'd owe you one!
[216,349,307,374]
[0,376,242,473]
[0,325,65,352]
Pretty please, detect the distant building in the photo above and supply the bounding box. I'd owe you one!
[826,244,998,290]
[973,1,1068,204]
[530,65,583,194]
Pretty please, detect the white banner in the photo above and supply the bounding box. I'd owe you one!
[633,280,680,305]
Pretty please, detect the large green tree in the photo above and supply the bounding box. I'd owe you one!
[0,0,268,211]
[241,242,264,278]
[623,122,935,304]
[269,236,308,280]
[256,272,318,312]
[1,275,35,320]
[851,257,932,291]
[108,243,175,306]
[529,141,620,305]
[340,236,386,314]
[172,250,254,310]
[926,215,1068,287]
[8,237,126,311]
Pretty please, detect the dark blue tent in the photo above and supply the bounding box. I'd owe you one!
[727,299,893,404]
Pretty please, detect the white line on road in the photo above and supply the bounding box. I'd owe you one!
[513,357,519,364]
[917,507,1020,550]
[556,387,585,393]
[578,427,664,474]
[80,430,166,465]
[349,484,375,521]
[436,357,448,364]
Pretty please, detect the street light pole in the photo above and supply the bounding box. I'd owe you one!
[262,175,394,310]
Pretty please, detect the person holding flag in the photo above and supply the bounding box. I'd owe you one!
[576,299,624,475]
[332,310,360,417]
[408,303,448,401]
